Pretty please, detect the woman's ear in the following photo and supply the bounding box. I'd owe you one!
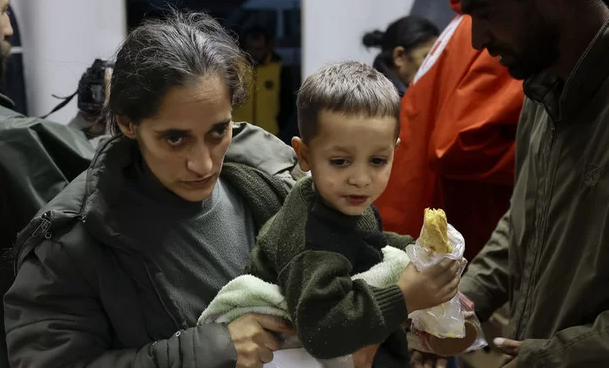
[291,137,312,172]
[116,115,137,139]
[392,46,407,68]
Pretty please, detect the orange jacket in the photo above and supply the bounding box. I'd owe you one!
[375,1,524,260]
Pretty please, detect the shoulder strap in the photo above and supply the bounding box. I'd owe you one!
[40,91,78,119]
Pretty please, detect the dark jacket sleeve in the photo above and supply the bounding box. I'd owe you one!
[517,310,609,368]
[276,249,408,359]
[459,209,510,322]
[3,240,237,368]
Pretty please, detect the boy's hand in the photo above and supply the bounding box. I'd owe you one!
[397,259,460,314]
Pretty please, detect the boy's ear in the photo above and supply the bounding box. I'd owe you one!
[395,137,401,150]
[116,115,137,139]
[291,137,312,172]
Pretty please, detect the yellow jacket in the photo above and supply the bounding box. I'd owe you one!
[233,54,285,136]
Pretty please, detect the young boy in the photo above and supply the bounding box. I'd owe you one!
[245,61,460,367]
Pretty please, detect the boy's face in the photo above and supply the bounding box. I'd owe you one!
[293,110,399,216]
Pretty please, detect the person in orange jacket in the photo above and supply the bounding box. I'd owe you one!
[375,0,524,262]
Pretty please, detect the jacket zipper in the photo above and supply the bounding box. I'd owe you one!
[532,125,557,282]
[143,261,182,331]
[515,124,557,338]
[15,211,52,273]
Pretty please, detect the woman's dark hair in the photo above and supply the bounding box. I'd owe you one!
[362,16,439,67]
[108,10,249,135]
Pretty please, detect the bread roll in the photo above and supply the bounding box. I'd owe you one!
[420,208,452,254]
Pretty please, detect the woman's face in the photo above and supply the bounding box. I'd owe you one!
[394,37,437,85]
[118,75,233,202]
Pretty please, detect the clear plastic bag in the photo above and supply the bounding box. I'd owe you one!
[406,293,488,356]
[405,223,467,338]
[458,294,488,353]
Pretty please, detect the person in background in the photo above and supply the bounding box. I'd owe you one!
[4,11,303,368]
[375,0,524,265]
[232,26,294,137]
[66,59,114,147]
[362,16,439,97]
[0,1,95,367]
[0,0,13,105]
[2,4,26,114]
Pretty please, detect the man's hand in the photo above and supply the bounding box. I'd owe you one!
[228,314,295,368]
[409,351,448,368]
[494,337,521,368]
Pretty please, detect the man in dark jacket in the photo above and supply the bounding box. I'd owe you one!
[0,1,95,367]
[410,1,609,368]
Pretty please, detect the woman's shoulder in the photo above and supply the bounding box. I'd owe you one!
[225,123,304,191]
[13,172,106,270]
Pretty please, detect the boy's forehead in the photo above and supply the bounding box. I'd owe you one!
[312,111,397,149]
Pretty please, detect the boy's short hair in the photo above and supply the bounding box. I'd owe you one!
[297,61,401,144]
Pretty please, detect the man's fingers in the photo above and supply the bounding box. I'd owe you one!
[494,337,521,356]
[424,355,436,368]
[409,350,446,368]
[410,351,424,368]
[435,357,448,368]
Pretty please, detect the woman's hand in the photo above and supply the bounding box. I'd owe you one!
[227,314,295,368]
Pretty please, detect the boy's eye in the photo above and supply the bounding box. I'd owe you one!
[329,159,350,167]
[371,157,388,166]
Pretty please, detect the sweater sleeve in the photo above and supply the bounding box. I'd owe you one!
[276,250,409,359]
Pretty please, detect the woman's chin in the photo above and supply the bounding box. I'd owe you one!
[174,181,217,202]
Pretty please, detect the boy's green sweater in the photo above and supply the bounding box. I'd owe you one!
[245,176,413,361]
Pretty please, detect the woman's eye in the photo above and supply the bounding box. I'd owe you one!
[371,157,388,166]
[329,159,349,167]
[211,125,229,138]
[166,135,185,147]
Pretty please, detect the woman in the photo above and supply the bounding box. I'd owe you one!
[362,16,439,96]
[3,11,302,368]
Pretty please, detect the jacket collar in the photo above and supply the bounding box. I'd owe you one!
[523,20,609,123]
